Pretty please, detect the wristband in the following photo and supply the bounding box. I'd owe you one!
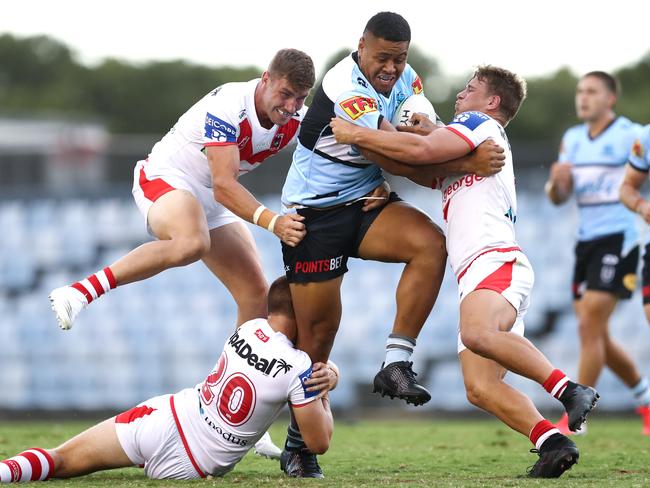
[252,205,267,225]
[267,215,279,232]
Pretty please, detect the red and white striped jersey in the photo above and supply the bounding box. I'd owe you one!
[433,111,519,279]
[148,79,305,188]
[172,318,315,476]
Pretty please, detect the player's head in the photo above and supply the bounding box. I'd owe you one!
[455,65,527,126]
[267,275,297,340]
[358,12,411,96]
[258,49,315,127]
[575,71,619,122]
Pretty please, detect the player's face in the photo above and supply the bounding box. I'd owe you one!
[454,77,492,115]
[575,76,616,122]
[358,33,409,96]
[260,73,310,127]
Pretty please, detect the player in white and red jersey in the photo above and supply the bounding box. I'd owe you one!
[331,66,600,478]
[1,277,337,483]
[50,49,314,332]
[47,49,318,459]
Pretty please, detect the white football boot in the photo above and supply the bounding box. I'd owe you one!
[254,431,283,460]
[49,286,88,330]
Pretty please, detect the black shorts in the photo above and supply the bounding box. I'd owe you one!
[642,243,650,304]
[572,232,639,300]
[282,192,402,283]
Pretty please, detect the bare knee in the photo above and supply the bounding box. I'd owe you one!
[305,438,330,455]
[169,234,211,266]
[460,329,491,356]
[465,380,492,410]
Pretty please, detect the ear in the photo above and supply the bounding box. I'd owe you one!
[358,36,365,52]
[260,71,271,85]
[488,94,501,111]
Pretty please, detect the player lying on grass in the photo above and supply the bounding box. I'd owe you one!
[330,65,599,478]
[0,277,337,482]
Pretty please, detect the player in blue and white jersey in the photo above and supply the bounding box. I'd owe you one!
[620,124,650,434]
[545,71,650,435]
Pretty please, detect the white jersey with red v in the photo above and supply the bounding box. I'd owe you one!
[148,78,305,188]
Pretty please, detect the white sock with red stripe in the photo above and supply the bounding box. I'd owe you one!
[71,267,117,304]
[542,369,570,399]
[529,420,561,450]
[0,448,54,483]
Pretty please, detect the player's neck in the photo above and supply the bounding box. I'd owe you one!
[253,82,274,130]
[587,111,616,138]
[267,314,297,343]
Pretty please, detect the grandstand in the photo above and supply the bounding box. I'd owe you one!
[2,173,648,414]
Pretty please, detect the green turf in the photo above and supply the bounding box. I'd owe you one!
[1,417,648,487]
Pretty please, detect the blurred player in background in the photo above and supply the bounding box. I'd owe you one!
[278,12,504,477]
[48,48,317,458]
[1,277,338,483]
[619,123,650,434]
[331,65,600,478]
[545,71,650,435]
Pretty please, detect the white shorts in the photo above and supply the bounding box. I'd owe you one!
[456,249,534,354]
[132,159,240,236]
[114,394,206,480]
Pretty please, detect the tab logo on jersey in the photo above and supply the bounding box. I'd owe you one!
[254,328,269,343]
[299,366,318,399]
[228,330,293,377]
[412,76,423,94]
[452,111,490,130]
[339,96,378,120]
[204,113,237,143]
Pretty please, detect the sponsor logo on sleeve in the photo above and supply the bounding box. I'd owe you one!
[204,112,237,143]
[339,96,378,120]
[632,139,644,158]
[299,366,318,399]
[451,111,490,130]
[411,76,423,94]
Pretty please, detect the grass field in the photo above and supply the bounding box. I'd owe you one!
[1,417,649,487]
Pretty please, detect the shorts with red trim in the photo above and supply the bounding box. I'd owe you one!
[132,159,240,236]
[456,249,534,354]
[114,394,204,480]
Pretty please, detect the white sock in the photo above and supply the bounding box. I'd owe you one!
[384,334,416,365]
[0,448,53,483]
[632,377,650,406]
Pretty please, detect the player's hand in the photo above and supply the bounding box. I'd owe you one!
[361,181,390,212]
[545,161,573,204]
[304,361,339,399]
[637,200,650,224]
[465,140,505,177]
[330,117,358,145]
[396,113,437,135]
[274,214,306,247]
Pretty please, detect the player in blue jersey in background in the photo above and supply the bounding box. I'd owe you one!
[620,124,650,435]
[277,12,505,477]
[545,71,650,435]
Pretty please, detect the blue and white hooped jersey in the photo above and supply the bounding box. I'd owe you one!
[628,125,650,245]
[559,116,642,246]
[282,52,424,208]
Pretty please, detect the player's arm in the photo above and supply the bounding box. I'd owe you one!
[207,145,306,247]
[291,396,334,455]
[362,139,505,187]
[331,117,471,164]
[544,161,573,205]
[620,163,650,223]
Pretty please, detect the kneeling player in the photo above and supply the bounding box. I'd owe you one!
[0,277,337,482]
[330,66,600,478]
